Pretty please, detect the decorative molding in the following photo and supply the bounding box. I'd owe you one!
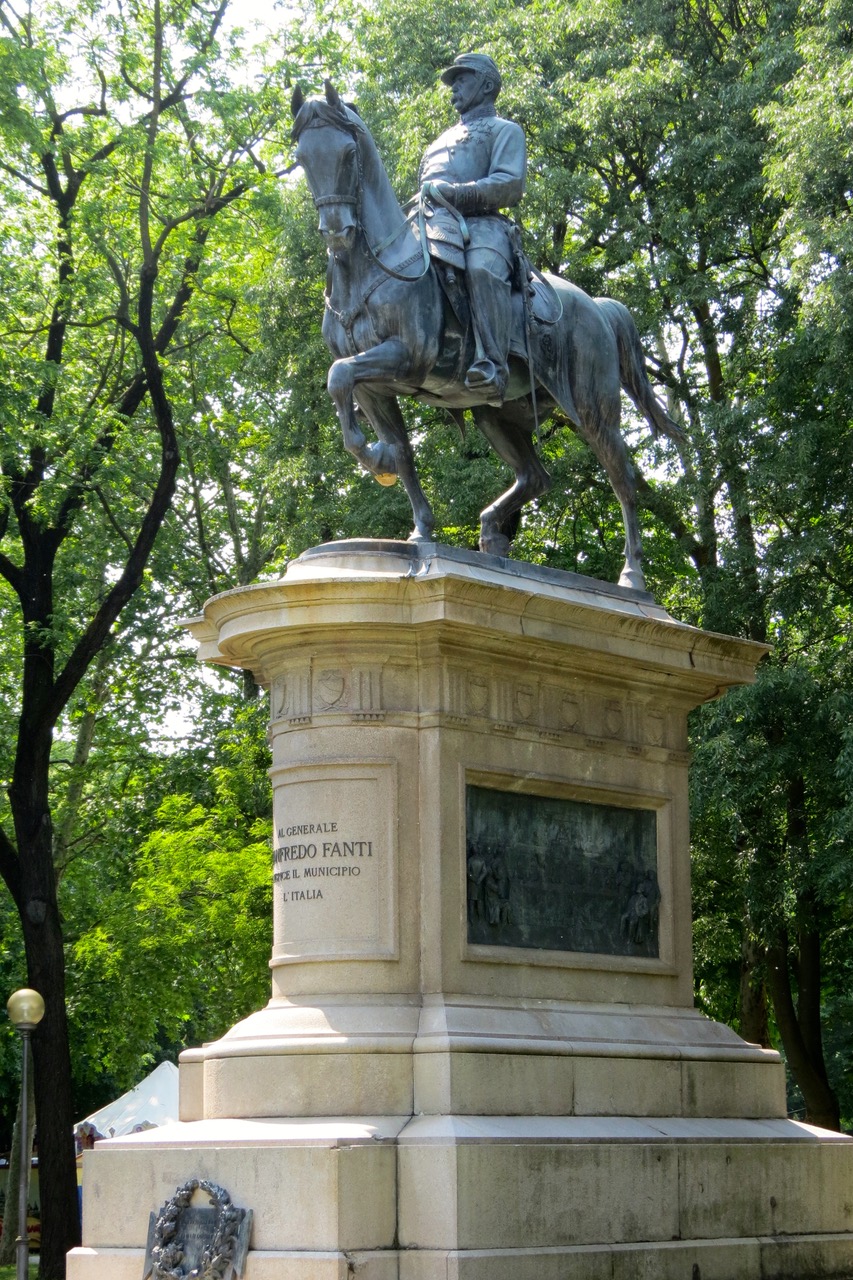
[270,653,681,761]
[646,710,666,747]
[559,693,581,732]
[316,668,346,707]
[515,682,536,722]
[467,672,490,716]
[273,668,312,724]
[604,699,624,737]
[352,665,382,713]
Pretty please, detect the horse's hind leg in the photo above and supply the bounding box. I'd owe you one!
[471,400,552,556]
[610,459,645,592]
[573,411,645,592]
[353,385,435,542]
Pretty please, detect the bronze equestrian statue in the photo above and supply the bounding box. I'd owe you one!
[290,55,683,591]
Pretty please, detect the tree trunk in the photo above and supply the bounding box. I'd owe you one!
[0,1051,36,1264]
[766,938,840,1130]
[739,933,770,1048]
[26,919,81,1277]
[795,892,831,1086]
[11,721,81,1278]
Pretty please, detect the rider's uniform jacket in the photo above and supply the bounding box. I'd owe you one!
[419,106,526,269]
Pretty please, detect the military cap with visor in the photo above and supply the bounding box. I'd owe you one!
[440,53,502,92]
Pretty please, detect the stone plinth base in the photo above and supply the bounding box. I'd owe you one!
[66,1239,853,1280]
[69,1115,853,1279]
[178,995,787,1122]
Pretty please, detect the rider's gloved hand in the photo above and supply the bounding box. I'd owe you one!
[421,180,456,203]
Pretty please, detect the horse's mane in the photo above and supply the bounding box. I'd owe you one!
[291,98,364,143]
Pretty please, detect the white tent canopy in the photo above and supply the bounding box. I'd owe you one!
[75,1061,179,1140]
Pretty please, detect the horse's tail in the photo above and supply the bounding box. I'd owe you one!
[596,297,686,444]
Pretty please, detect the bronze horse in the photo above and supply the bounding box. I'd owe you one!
[291,82,682,591]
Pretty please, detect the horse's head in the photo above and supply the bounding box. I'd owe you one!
[291,81,364,255]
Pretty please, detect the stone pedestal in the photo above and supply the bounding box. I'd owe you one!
[68,542,853,1280]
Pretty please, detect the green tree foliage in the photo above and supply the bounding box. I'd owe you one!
[66,698,272,1089]
[0,0,307,1269]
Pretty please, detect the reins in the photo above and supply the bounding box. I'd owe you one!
[303,116,431,285]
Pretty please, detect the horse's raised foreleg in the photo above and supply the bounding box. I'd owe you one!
[327,340,435,540]
[352,385,435,542]
[471,400,552,556]
[327,346,402,481]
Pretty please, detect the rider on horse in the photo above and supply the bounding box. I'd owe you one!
[419,53,526,406]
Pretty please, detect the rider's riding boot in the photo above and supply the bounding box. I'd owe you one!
[464,273,511,404]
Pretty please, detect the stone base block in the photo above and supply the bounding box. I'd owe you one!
[67,1248,400,1280]
[412,1049,785,1118]
[180,996,786,1122]
[69,1114,853,1280]
[397,1116,853,1250]
[68,1237,853,1280]
[77,1118,402,1253]
[201,1050,415,1119]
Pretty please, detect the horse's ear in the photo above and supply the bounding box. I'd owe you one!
[324,79,342,109]
[291,85,305,118]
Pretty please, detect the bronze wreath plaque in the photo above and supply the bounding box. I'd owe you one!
[142,1179,252,1280]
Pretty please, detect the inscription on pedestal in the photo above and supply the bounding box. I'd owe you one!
[274,821,374,904]
[466,784,660,957]
[270,762,397,961]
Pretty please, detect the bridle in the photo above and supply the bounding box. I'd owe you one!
[298,115,431,284]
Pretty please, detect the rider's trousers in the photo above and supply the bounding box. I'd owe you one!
[465,246,513,396]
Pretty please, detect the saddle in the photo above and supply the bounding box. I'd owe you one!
[424,248,562,403]
[413,188,561,331]
[420,215,560,319]
[403,191,567,413]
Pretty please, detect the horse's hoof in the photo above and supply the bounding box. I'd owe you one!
[374,473,398,487]
[618,565,647,592]
[364,441,397,478]
[407,528,434,543]
[480,532,511,557]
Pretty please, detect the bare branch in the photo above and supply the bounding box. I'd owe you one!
[245,147,267,176]
[222,295,252,356]
[0,160,50,196]
[51,102,109,134]
[185,441,221,595]
[93,485,135,552]
[165,0,229,106]
[151,178,250,259]
[50,219,212,541]
[137,0,164,265]
[0,2,25,39]
[0,548,25,596]
[86,135,123,168]
[103,249,134,331]
[0,823,21,909]
[79,327,121,422]
[120,61,153,103]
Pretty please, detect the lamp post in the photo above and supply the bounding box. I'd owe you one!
[7,988,45,1280]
